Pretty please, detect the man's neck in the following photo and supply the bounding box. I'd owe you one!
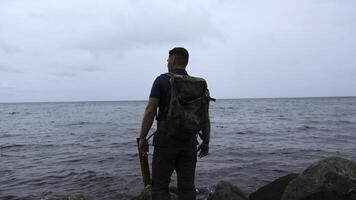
[173,66,186,70]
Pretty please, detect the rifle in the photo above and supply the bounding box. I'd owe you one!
[136,133,154,187]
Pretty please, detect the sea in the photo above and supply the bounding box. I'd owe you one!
[0,97,356,200]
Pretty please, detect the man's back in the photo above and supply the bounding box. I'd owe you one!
[150,68,198,150]
[138,47,211,200]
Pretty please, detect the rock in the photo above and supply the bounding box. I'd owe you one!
[249,173,298,200]
[61,196,92,200]
[281,157,356,200]
[208,181,247,200]
[131,185,151,200]
[131,185,178,200]
[132,185,213,200]
[196,187,212,200]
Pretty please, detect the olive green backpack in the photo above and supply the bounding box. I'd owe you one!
[158,72,213,140]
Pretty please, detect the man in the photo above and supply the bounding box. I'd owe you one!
[138,47,211,200]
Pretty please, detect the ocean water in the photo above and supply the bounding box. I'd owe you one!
[0,97,356,200]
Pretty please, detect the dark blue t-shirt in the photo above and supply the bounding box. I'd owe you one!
[149,68,198,149]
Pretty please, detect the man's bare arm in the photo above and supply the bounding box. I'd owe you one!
[139,98,159,139]
[138,98,159,156]
[201,110,211,144]
[198,110,211,158]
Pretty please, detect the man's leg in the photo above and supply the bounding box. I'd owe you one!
[176,148,197,200]
[151,147,176,200]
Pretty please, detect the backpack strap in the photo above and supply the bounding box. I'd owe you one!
[162,72,174,79]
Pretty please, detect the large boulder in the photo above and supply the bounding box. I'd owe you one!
[281,157,356,200]
[208,181,247,200]
[249,173,298,200]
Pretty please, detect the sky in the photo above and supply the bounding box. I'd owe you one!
[0,0,355,103]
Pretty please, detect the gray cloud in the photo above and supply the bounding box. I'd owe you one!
[50,71,78,78]
[0,0,222,77]
[0,64,21,73]
[0,43,21,54]
[49,64,103,78]
[0,0,355,102]
[0,81,15,90]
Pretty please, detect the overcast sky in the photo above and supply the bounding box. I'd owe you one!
[1,0,355,102]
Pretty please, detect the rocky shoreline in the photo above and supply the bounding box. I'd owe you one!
[5,157,353,200]
[133,157,356,200]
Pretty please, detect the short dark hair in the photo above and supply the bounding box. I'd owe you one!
[169,47,189,66]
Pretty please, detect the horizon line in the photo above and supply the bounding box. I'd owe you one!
[0,95,355,104]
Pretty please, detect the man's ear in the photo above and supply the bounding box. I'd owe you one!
[171,55,176,66]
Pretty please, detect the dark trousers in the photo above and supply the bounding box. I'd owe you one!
[151,146,197,200]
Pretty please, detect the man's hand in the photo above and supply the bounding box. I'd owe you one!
[197,143,209,158]
[139,138,149,157]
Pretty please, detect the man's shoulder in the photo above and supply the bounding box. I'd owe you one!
[159,73,171,78]
[155,73,170,83]
[151,73,170,92]
[155,72,207,83]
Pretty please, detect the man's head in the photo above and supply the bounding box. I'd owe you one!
[167,47,189,72]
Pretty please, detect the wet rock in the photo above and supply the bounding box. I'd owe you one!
[196,187,212,200]
[249,173,298,200]
[132,181,246,200]
[132,185,212,200]
[281,157,356,200]
[131,185,151,200]
[131,185,178,200]
[60,196,91,200]
[208,181,247,200]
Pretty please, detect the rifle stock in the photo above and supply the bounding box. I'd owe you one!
[136,138,151,187]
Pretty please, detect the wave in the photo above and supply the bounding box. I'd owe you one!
[216,125,227,128]
[62,158,85,163]
[325,120,353,125]
[62,121,116,127]
[235,130,257,135]
[304,119,354,126]
[8,112,20,115]
[2,170,116,188]
[296,125,316,131]
[0,133,22,138]
[0,195,33,200]
[0,194,93,200]
[67,121,91,126]
[0,144,25,150]
[0,144,58,151]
